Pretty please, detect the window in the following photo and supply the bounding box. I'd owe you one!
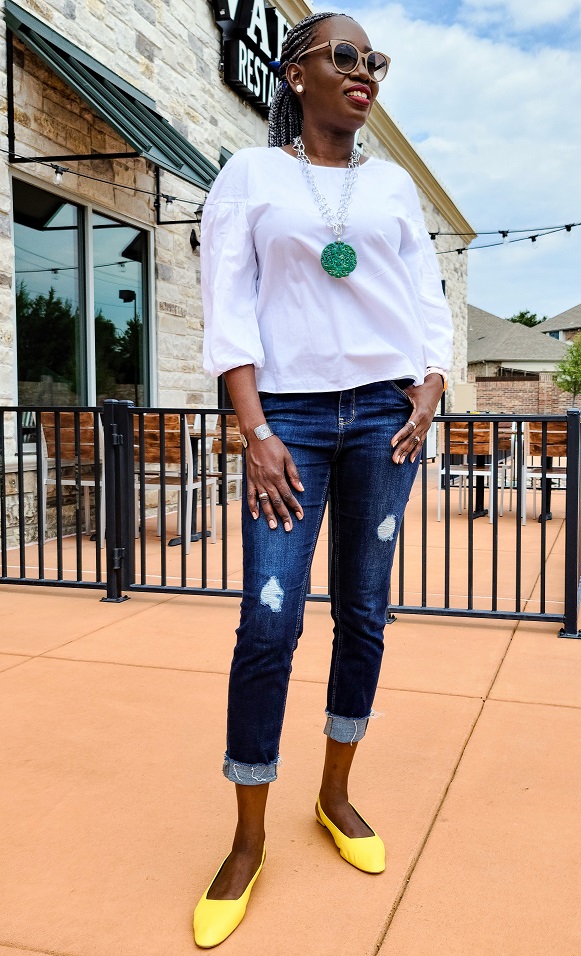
[93,213,148,405]
[13,179,150,406]
[14,180,85,405]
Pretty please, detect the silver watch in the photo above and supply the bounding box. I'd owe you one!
[240,423,274,448]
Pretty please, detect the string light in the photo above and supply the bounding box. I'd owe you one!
[3,148,579,250]
[0,148,204,212]
[436,223,580,255]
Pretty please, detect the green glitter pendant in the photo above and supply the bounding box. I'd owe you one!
[321,240,357,278]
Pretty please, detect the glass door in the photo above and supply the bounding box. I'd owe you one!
[92,213,149,405]
[14,179,85,405]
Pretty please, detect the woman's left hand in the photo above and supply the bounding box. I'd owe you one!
[391,373,444,464]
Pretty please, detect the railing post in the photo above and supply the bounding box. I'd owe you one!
[116,400,135,591]
[560,408,581,638]
[101,399,130,603]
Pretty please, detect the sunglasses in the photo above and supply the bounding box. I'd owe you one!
[296,39,391,82]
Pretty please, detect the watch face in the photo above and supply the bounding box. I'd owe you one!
[254,424,273,441]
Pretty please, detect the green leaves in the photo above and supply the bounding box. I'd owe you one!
[554,333,581,405]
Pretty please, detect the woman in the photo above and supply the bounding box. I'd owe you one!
[194,10,452,948]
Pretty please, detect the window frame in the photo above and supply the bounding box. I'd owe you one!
[10,169,157,406]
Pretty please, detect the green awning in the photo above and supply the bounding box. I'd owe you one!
[5,0,219,191]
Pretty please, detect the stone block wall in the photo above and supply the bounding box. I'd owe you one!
[1,458,83,549]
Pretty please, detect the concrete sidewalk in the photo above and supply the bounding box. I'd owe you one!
[0,578,580,955]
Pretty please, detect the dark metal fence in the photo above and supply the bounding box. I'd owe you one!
[1,401,580,637]
[0,405,105,591]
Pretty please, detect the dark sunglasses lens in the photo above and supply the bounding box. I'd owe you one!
[368,52,388,80]
[333,42,359,72]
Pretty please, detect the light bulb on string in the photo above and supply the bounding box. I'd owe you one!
[500,231,509,245]
[53,165,65,186]
[165,195,175,210]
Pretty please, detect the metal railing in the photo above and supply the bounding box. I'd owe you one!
[0,405,105,591]
[1,401,580,637]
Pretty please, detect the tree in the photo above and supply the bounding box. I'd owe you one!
[507,309,547,327]
[554,333,581,405]
[16,282,80,400]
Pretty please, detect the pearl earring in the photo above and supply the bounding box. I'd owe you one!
[296,84,304,93]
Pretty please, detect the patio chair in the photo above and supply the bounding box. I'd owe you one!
[133,413,217,553]
[521,421,567,523]
[40,411,105,547]
[209,414,243,499]
[437,420,509,522]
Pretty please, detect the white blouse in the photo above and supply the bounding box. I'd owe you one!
[201,147,453,393]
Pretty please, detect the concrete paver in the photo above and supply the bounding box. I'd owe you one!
[0,948,60,955]
[43,596,515,699]
[0,651,480,956]
[0,485,579,956]
[376,697,581,956]
[0,585,173,656]
[0,653,30,672]
[43,594,242,674]
[491,622,581,708]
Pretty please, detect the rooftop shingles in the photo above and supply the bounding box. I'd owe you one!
[537,303,581,333]
[468,304,569,363]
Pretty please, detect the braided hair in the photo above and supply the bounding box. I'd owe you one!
[268,12,353,148]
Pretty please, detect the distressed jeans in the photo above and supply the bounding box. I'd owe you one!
[223,379,421,785]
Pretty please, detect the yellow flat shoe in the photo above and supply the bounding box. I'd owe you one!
[193,845,266,948]
[316,798,385,874]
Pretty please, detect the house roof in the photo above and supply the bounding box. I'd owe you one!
[468,305,568,363]
[537,304,581,333]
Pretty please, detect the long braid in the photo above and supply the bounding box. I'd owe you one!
[268,12,352,147]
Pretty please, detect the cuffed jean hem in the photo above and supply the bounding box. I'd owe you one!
[323,710,370,744]
[223,753,280,785]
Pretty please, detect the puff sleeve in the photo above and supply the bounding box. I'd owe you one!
[399,172,454,371]
[201,158,264,378]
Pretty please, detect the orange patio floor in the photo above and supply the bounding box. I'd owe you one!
[0,474,580,956]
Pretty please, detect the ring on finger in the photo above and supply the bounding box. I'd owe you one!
[408,420,417,431]
[413,435,421,444]
[258,492,269,500]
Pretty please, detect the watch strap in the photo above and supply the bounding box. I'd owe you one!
[426,366,448,390]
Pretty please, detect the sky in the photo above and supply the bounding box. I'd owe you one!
[313,0,581,320]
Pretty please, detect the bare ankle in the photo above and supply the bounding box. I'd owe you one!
[232,830,265,854]
[319,786,348,805]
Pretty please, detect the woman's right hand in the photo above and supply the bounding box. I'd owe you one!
[245,435,304,531]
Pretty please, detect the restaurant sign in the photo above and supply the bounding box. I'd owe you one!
[211,0,291,116]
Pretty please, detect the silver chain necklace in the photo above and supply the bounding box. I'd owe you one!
[292,135,360,278]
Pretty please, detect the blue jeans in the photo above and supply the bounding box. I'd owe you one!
[223,380,420,785]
